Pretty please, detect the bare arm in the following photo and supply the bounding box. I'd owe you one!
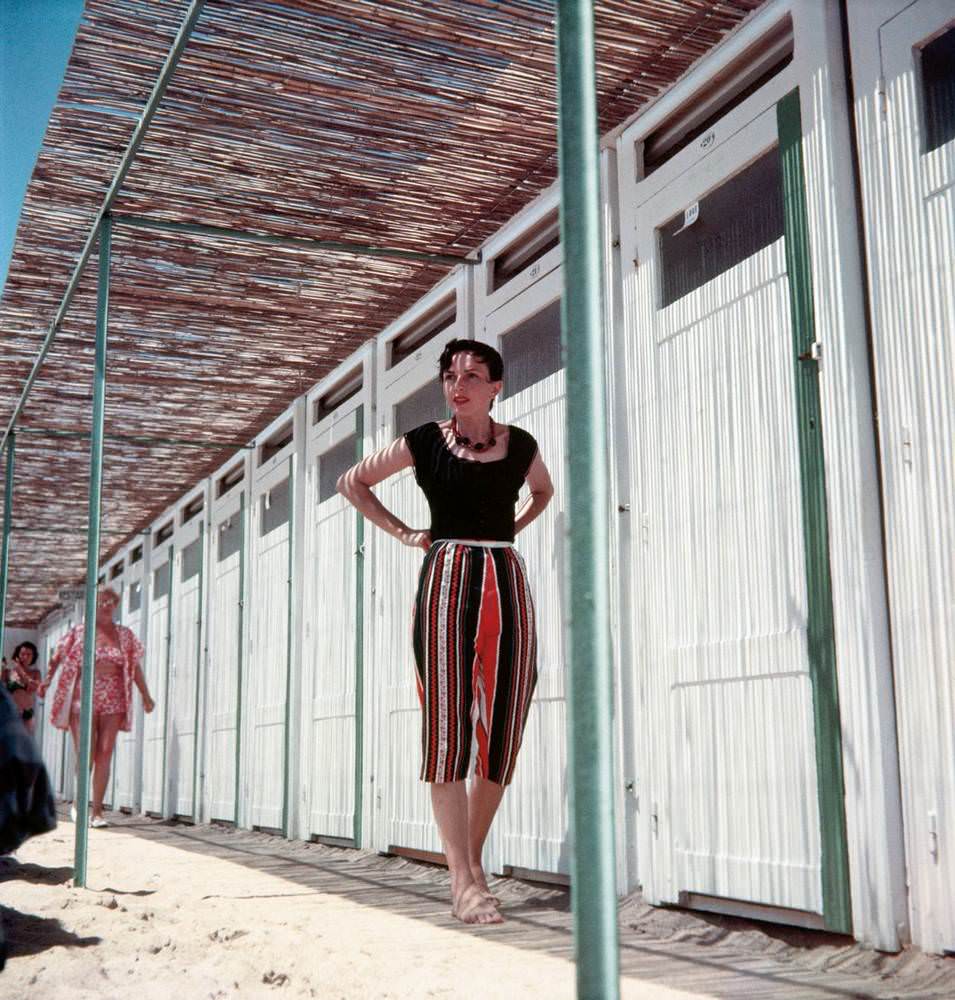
[37,644,66,697]
[133,660,155,712]
[514,451,555,536]
[337,437,431,551]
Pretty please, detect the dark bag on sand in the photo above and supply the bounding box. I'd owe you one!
[0,686,56,855]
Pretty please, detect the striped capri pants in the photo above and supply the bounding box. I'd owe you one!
[412,539,538,786]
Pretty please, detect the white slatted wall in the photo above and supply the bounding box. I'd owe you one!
[142,519,174,815]
[299,346,374,844]
[371,279,467,855]
[478,198,570,878]
[246,405,302,832]
[168,487,208,820]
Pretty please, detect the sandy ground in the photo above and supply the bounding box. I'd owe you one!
[1,809,953,1000]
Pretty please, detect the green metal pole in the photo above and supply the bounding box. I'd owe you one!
[555,3,620,998]
[0,434,15,659]
[74,215,112,888]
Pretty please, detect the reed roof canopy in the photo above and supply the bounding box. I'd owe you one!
[0,0,764,625]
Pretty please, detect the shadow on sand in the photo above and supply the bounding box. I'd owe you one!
[0,904,101,961]
[82,809,951,1000]
[0,858,74,887]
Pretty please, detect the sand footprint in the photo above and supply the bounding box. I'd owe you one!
[208,928,248,943]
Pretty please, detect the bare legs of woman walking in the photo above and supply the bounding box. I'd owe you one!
[69,711,122,825]
[431,777,506,924]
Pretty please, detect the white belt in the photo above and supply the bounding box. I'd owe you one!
[438,538,513,548]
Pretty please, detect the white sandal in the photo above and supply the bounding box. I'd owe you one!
[90,816,109,829]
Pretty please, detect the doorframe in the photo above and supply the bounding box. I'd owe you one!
[206,450,251,826]
[249,416,298,836]
[777,86,852,933]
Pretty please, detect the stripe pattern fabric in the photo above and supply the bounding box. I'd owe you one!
[412,540,537,785]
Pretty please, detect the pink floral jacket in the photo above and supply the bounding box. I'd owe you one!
[49,624,144,732]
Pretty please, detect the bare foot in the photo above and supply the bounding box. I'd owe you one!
[469,863,501,906]
[452,881,504,925]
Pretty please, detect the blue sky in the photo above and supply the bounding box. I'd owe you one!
[0,0,84,295]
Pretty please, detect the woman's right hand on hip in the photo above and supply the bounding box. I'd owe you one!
[402,529,432,552]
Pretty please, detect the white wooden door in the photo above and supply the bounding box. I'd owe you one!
[204,491,246,824]
[864,0,955,953]
[248,461,293,830]
[482,266,569,876]
[622,107,824,915]
[371,350,448,854]
[142,543,173,814]
[169,516,205,819]
[302,404,364,842]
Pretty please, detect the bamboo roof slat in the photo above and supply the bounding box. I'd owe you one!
[0,0,764,624]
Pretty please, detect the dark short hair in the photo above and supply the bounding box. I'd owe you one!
[12,641,38,666]
[438,339,503,383]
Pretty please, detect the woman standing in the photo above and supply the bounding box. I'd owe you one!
[338,339,554,925]
[4,642,40,734]
[38,588,155,827]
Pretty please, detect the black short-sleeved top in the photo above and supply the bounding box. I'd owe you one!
[404,421,539,543]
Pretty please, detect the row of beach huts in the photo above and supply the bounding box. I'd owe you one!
[19,0,953,955]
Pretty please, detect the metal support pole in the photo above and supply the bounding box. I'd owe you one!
[74,216,112,887]
[0,434,15,658]
[555,3,620,998]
